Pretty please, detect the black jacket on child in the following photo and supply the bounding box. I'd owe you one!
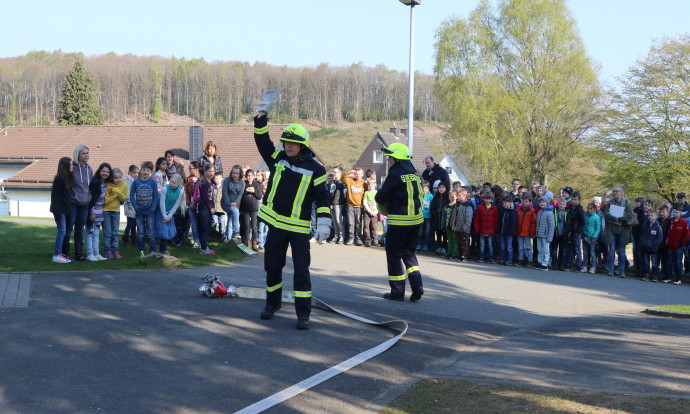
[497,207,517,237]
[430,191,450,230]
[240,180,263,212]
[570,204,586,235]
[640,220,663,253]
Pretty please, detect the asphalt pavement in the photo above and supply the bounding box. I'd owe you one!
[2,240,690,413]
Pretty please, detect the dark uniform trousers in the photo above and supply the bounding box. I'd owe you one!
[264,227,312,318]
[385,224,423,298]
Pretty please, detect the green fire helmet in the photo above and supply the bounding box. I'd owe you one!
[280,124,310,148]
[382,142,412,160]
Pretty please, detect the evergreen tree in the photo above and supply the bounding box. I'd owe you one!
[58,59,104,125]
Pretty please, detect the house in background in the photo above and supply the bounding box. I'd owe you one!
[353,125,469,187]
[439,154,471,186]
[0,124,286,218]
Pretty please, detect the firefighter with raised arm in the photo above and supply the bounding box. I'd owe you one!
[375,143,425,301]
[253,111,331,330]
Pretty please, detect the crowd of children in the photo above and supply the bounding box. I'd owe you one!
[49,146,690,287]
[412,179,690,285]
[49,143,272,263]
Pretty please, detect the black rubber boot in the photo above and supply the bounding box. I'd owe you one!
[296,317,311,330]
[383,293,404,301]
[260,304,282,320]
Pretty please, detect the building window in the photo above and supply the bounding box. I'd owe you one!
[373,150,383,164]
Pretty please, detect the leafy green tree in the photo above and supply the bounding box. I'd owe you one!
[434,0,601,186]
[596,35,690,204]
[58,59,104,125]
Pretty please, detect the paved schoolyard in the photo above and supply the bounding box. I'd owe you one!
[1,242,689,413]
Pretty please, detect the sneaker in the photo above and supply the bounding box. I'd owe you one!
[589,267,596,274]
[113,252,123,259]
[95,254,107,261]
[461,258,468,263]
[309,238,317,244]
[139,251,145,258]
[505,262,512,266]
[105,253,115,260]
[232,232,241,239]
[673,280,681,285]
[662,279,670,283]
[490,260,496,265]
[345,238,354,246]
[416,244,422,250]
[335,238,341,244]
[651,278,658,283]
[200,248,216,255]
[161,251,171,256]
[580,266,588,273]
[52,254,71,264]
[421,246,429,252]
[192,243,201,249]
[355,240,363,246]
[478,259,485,263]
[640,276,650,281]
[86,254,98,262]
[364,242,371,247]
[541,265,549,271]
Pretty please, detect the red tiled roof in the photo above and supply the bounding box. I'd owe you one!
[0,125,286,189]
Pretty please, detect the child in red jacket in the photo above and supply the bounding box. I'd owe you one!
[516,194,537,267]
[664,204,690,284]
[473,191,498,263]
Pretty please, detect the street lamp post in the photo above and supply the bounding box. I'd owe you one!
[399,0,420,157]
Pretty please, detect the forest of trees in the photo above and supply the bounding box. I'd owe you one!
[0,50,441,126]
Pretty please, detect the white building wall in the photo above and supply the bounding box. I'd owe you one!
[4,188,127,220]
[0,165,25,181]
[4,190,51,217]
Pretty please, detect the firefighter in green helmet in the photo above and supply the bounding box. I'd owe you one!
[253,112,331,329]
[375,142,425,301]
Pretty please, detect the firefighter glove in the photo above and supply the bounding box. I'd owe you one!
[254,113,268,129]
[315,217,332,243]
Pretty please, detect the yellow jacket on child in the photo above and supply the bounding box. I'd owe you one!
[104,182,128,212]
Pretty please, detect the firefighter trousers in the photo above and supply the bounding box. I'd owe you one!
[264,227,312,318]
[385,224,423,299]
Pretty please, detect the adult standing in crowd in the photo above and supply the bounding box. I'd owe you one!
[68,145,93,261]
[376,143,424,302]
[421,156,450,192]
[603,185,634,277]
[164,150,186,181]
[198,141,223,176]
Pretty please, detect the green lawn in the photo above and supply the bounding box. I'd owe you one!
[0,221,245,272]
[653,305,690,314]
